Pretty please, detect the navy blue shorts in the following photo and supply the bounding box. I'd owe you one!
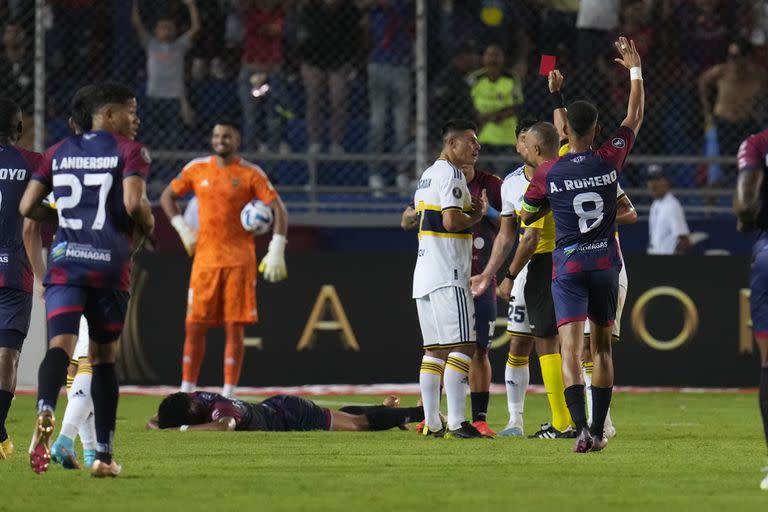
[474,284,497,350]
[0,288,32,349]
[751,235,768,339]
[45,285,129,344]
[261,395,331,432]
[551,267,619,328]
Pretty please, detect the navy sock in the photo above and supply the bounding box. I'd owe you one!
[564,384,588,431]
[0,389,13,442]
[760,366,768,450]
[589,386,613,438]
[471,392,490,422]
[365,407,424,431]
[91,363,119,464]
[37,347,70,412]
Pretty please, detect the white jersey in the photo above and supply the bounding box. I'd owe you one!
[412,159,472,298]
[501,165,527,216]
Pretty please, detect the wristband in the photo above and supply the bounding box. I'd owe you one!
[505,271,517,281]
[180,424,189,431]
[486,206,500,220]
[630,67,642,81]
[550,90,565,110]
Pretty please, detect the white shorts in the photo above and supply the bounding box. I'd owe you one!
[584,262,628,340]
[71,316,90,361]
[416,286,476,349]
[506,264,532,336]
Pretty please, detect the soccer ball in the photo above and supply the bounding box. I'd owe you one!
[240,200,273,235]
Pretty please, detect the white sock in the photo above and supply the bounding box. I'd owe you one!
[79,412,96,451]
[222,384,236,399]
[583,362,593,426]
[504,355,529,428]
[444,352,472,431]
[419,355,445,431]
[180,381,195,393]
[60,369,93,440]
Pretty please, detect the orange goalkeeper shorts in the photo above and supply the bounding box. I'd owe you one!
[187,265,258,325]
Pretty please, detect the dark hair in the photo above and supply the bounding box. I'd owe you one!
[0,97,21,138]
[157,393,195,429]
[566,100,599,138]
[515,117,538,138]
[212,119,240,132]
[441,119,477,141]
[85,81,136,115]
[527,122,560,155]
[70,85,95,133]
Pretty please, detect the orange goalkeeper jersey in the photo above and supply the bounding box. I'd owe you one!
[170,156,278,268]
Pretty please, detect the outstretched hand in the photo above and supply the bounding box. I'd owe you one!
[614,36,641,70]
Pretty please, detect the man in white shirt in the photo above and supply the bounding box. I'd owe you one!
[647,166,691,255]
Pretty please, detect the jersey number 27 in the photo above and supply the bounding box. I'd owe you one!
[53,173,114,230]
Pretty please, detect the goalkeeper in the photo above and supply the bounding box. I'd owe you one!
[160,121,289,399]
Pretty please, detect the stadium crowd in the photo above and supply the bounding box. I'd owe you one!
[2,0,768,189]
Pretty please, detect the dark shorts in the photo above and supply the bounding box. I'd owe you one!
[474,283,497,350]
[524,253,558,338]
[260,395,331,432]
[45,285,129,344]
[551,267,619,328]
[0,288,32,349]
[751,235,768,338]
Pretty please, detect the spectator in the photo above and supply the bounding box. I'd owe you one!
[238,0,291,153]
[363,0,414,192]
[131,0,200,149]
[297,0,364,153]
[0,20,33,148]
[573,0,619,97]
[678,0,733,76]
[467,44,524,162]
[699,38,767,184]
[538,0,579,55]
[647,166,692,255]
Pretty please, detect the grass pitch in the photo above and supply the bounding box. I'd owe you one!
[0,392,766,511]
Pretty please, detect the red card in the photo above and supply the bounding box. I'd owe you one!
[539,55,556,76]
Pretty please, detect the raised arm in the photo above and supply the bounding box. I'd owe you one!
[182,0,201,40]
[131,0,150,47]
[614,36,644,136]
[549,69,567,141]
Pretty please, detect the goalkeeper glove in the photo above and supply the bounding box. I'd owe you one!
[259,234,287,282]
[170,215,197,256]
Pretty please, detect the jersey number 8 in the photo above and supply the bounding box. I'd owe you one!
[53,173,114,230]
[573,192,604,234]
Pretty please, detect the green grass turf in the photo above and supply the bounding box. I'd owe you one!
[0,392,766,511]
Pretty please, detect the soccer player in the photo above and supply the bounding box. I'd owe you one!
[735,126,768,490]
[520,36,644,452]
[402,162,502,437]
[0,98,42,460]
[147,393,424,433]
[471,120,572,439]
[412,119,486,439]
[20,81,155,476]
[547,69,639,439]
[25,87,100,470]
[160,122,288,399]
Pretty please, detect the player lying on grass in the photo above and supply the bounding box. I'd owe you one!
[147,393,425,432]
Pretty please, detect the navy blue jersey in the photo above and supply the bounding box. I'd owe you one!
[0,144,42,293]
[524,126,634,276]
[32,131,150,291]
[737,129,768,230]
[191,392,266,431]
[467,170,502,277]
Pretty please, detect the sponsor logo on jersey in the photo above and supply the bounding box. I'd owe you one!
[53,242,112,263]
[452,187,463,199]
[0,168,27,180]
[565,238,609,255]
[140,147,152,163]
[0,253,8,264]
[417,178,431,190]
[611,137,626,148]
